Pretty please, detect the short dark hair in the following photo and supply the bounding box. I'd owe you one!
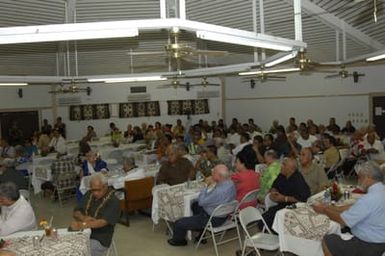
[253,135,263,144]
[0,182,20,201]
[236,145,257,170]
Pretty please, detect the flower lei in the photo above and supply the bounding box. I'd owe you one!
[85,189,114,218]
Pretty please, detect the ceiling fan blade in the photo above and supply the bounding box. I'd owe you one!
[192,49,229,56]
[324,74,341,79]
[126,51,166,56]
[267,75,287,79]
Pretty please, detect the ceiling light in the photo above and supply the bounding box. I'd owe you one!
[0,83,28,87]
[0,22,138,44]
[238,67,300,76]
[196,31,292,52]
[88,76,167,83]
[265,52,298,67]
[366,53,385,62]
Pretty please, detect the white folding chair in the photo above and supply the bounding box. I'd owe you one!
[214,189,261,250]
[195,200,239,256]
[106,239,118,256]
[239,206,280,256]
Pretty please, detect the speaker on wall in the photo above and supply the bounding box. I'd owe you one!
[17,88,23,98]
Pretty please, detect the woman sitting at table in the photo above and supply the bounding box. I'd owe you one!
[231,147,260,209]
[77,151,108,202]
[80,151,108,178]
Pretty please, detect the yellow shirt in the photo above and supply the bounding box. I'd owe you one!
[324,146,339,169]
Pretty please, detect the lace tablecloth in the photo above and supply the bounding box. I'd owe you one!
[273,206,341,256]
[3,230,90,256]
[152,181,204,224]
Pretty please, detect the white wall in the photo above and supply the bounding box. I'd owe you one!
[224,64,385,130]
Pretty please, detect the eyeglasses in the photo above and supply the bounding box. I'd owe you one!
[90,188,103,192]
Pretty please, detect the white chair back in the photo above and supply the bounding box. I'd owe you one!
[239,206,272,234]
[264,193,278,210]
[19,189,30,201]
[238,189,259,209]
[212,200,238,218]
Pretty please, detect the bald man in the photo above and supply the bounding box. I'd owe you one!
[299,148,329,195]
[261,157,310,230]
[168,164,236,246]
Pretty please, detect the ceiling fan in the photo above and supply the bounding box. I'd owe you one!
[324,66,365,82]
[295,50,337,75]
[190,77,220,87]
[48,79,92,95]
[242,73,286,87]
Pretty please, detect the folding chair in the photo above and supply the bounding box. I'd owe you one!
[106,239,118,256]
[219,189,260,246]
[195,200,239,256]
[239,206,280,256]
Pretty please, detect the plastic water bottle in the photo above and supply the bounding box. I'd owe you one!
[195,170,202,182]
[323,188,331,205]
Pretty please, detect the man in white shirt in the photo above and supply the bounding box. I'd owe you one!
[0,182,37,236]
[48,128,67,155]
[297,128,317,148]
[0,139,16,159]
[364,132,385,162]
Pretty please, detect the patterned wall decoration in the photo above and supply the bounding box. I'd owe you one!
[119,101,160,118]
[69,104,110,121]
[167,99,209,115]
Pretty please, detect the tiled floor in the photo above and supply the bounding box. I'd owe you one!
[31,195,279,256]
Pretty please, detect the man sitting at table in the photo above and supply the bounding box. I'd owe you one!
[261,157,310,230]
[299,148,329,195]
[80,151,108,178]
[48,128,67,155]
[313,161,385,256]
[71,173,120,256]
[156,144,194,186]
[0,182,37,236]
[167,164,236,246]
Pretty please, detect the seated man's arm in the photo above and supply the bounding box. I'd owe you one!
[313,204,347,226]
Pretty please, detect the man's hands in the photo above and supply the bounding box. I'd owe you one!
[70,221,82,231]
[312,203,328,214]
[270,191,285,202]
[73,211,86,222]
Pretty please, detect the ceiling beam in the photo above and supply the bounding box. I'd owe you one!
[283,0,385,50]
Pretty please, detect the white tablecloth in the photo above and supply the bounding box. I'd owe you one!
[151,181,203,225]
[79,164,159,194]
[272,206,341,256]
[31,154,58,194]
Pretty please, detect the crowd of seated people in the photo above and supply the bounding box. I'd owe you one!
[1,114,385,255]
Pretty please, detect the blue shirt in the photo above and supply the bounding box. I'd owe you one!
[341,182,385,243]
[198,180,236,215]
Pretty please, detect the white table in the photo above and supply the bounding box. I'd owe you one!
[2,228,91,256]
[152,182,203,224]
[272,206,341,256]
[31,153,58,194]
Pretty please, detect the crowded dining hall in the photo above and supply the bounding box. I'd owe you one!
[1,1,385,256]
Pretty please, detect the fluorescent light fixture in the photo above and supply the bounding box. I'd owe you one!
[0,22,138,44]
[196,31,292,52]
[239,67,300,76]
[88,76,167,83]
[265,52,298,67]
[366,53,385,62]
[0,83,28,87]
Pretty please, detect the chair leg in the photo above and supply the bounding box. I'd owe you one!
[195,226,209,250]
[210,226,219,256]
[241,241,247,256]
[235,224,243,250]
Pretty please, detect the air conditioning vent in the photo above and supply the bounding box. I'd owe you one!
[57,96,81,105]
[127,93,151,102]
[130,86,147,93]
[197,90,220,98]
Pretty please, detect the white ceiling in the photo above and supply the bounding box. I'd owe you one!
[0,0,384,76]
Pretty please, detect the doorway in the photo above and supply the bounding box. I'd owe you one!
[0,110,39,145]
[371,95,385,140]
